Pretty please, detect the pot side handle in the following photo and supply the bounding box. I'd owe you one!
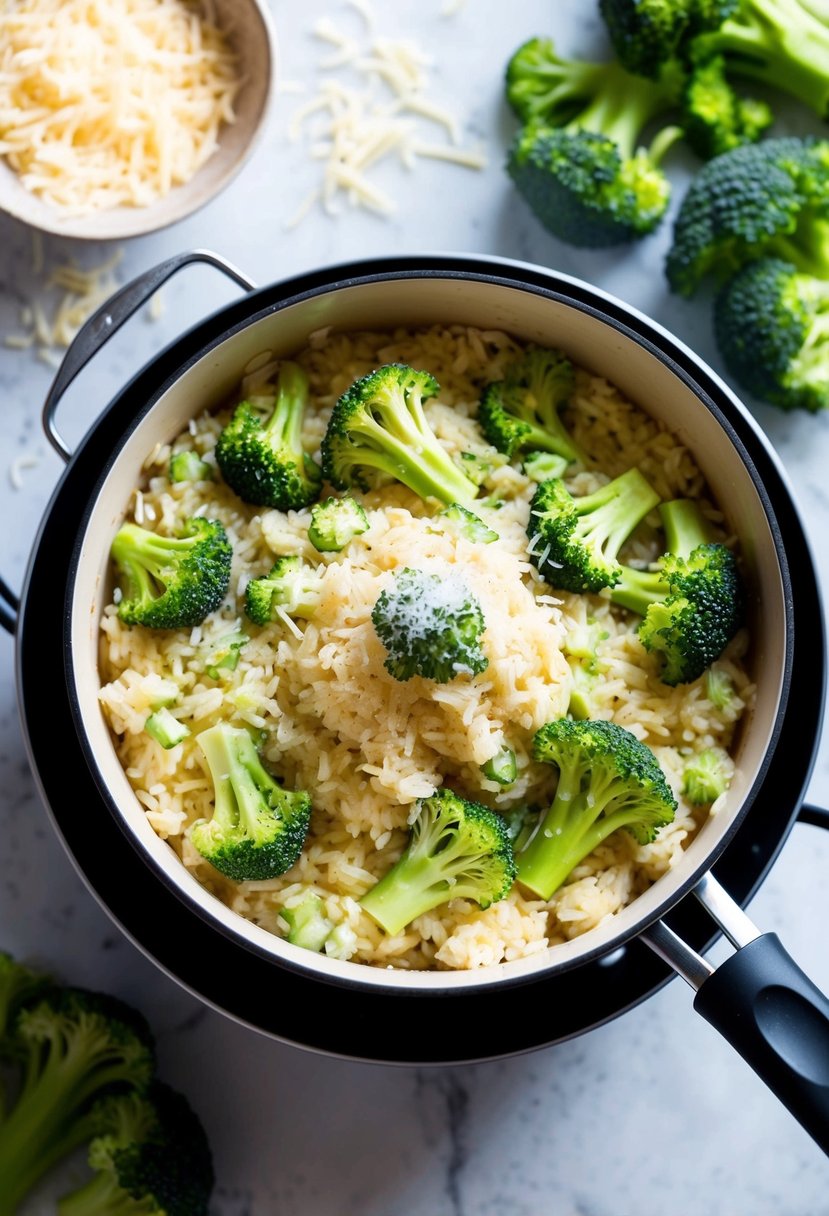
[0,575,19,635]
[644,868,829,1155]
[42,250,257,463]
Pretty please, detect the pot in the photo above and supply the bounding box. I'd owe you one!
[3,252,829,1146]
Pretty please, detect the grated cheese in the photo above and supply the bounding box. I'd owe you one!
[0,0,240,216]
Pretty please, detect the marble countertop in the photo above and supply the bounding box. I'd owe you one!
[1,1,828,1211]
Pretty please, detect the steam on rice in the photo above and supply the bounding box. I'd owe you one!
[98,324,754,971]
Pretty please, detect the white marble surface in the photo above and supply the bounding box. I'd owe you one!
[1,1,828,1211]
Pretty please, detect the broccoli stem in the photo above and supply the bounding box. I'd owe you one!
[359,851,459,935]
[197,726,269,837]
[772,222,829,279]
[610,499,711,616]
[566,60,681,158]
[263,362,308,454]
[346,414,477,504]
[793,288,829,383]
[58,1172,131,1216]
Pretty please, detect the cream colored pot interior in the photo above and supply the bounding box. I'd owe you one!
[68,275,787,992]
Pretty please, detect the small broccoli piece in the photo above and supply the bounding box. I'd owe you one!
[201,627,247,679]
[502,806,541,854]
[281,894,334,953]
[359,789,516,935]
[563,618,610,719]
[681,55,772,158]
[144,708,190,750]
[308,496,370,552]
[516,719,677,899]
[599,0,693,76]
[478,347,583,464]
[190,724,311,882]
[439,504,499,543]
[526,468,661,593]
[683,747,732,804]
[506,41,684,247]
[371,567,488,683]
[0,953,50,1041]
[57,1083,213,1216]
[706,666,735,709]
[457,451,495,488]
[715,258,829,412]
[0,988,155,1216]
[666,137,829,297]
[481,746,518,786]
[169,450,213,484]
[215,362,322,510]
[611,499,744,685]
[111,518,231,631]
[523,451,570,482]
[244,556,325,626]
[321,364,479,505]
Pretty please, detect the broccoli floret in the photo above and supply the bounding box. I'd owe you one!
[523,451,570,483]
[321,364,479,505]
[169,450,213,484]
[359,789,516,935]
[715,257,829,412]
[111,518,232,631]
[506,41,684,246]
[666,137,829,297]
[438,503,499,543]
[481,746,518,786]
[144,708,190,750]
[599,0,694,76]
[0,953,50,1041]
[526,468,661,593]
[189,724,311,882]
[611,499,744,685]
[563,619,610,719]
[706,666,735,709]
[0,988,154,1216]
[516,720,677,899]
[477,347,583,463]
[244,556,325,626]
[215,362,322,510]
[686,0,829,124]
[57,1083,213,1216]
[281,894,334,953]
[308,496,370,552]
[683,746,732,803]
[371,567,488,683]
[681,54,772,158]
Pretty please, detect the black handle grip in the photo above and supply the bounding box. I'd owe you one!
[0,574,18,635]
[694,933,829,1154]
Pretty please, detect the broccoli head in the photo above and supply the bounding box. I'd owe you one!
[359,789,516,935]
[666,136,829,296]
[506,42,684,247]
[321,363,479,505]
[682,746,732,804]
[215,361,322,510]
[516,719,677,899]
[0,952,50,1041]
[308,495,370,551]
[0,988,155,1216]
[681,54,772,158]
[244,555,325,626]
[715,257,829,412]
[111,518,232,631]
[371,567,488,683]
[611,499,744,684]
[526,468,661,593]
[169,450,213,484]
[190,724,311,882]
[477,346,583,463]
[57,1083,214,1216]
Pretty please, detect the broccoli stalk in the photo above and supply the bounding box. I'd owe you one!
[438,503,499,543]
[371,567,489,683]
[111,518,232,631]
[189,724,311,881]
[516,720,677,899]
[144,708,190,749]
[321,364,479,505]
[506,40,684,246]
[477,346,583,463]
[611,499,744,685]
[281,894,334,952]
[308,496,370,552]
[57,1084,214,1216]
[526,468,661,593]
[244,556,325,626]
[215,362,322,510]
[715,257,829,412]
[360,789,517,935]
[481,746,518,785]
[0,990,155,1216]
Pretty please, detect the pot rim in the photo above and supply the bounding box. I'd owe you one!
[57,253,798,995]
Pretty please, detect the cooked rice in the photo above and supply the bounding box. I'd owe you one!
[98,324,754,971]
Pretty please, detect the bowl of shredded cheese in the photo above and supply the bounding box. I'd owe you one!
[0,0,275,240]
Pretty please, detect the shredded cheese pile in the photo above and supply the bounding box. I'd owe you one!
[287,0,486,224]
[0,0,240,215]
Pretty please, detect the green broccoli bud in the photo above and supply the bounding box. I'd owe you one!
[282,894,334,952]
[144,708,190,749]
[478,346,582,463]
[169,450,213,484]
[244,556,324,627]
[202,627,247,679]
[682,746,732,804]
[523,451,570,482]
[681,55,772,159]
[438,503,499,543]
[371,567,488,683]
[308,496,370,552]
[706,666,735,710]
[359,789,517,935]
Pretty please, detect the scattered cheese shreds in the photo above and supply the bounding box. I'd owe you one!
[0,0,240,216]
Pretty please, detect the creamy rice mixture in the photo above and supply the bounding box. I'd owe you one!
[99,324,753,970]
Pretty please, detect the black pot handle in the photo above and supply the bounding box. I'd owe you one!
[42,249,256,463]
[643,812,829,1155]
[0,575,19,635]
